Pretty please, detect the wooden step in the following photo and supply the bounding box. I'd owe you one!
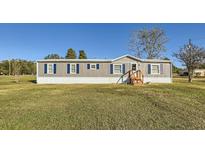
[128,70,144,85]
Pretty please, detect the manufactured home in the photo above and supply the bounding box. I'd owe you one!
[36,54,172,84]
[194,69,205,76]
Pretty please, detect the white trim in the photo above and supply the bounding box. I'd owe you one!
[70,63,76,74]
[36,62,38,79]
[151,64,160,75]
[37,76,172,84]
[113,64,123,74]
[144,77,172,83]
[37,77,127,84]
[47,63,54,74]
[90,64,96,70]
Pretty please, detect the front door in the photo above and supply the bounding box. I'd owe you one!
[131,63,137,71]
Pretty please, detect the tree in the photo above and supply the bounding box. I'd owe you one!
[65,48,76,59]
[19,60,29,75]
[198,63,205,69]
[18,60,36,75]
[78,50,87,59]
[129,28,168,59]
[44,53,61,59]
[10,59,21,76]
[0,59,36,76]
[172,65,182,74]
[0,60,9,75]
[28,61,36,75]
[174,39,205,82]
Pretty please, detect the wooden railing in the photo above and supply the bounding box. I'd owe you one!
[129,70,144,85]
[116,70,144,85]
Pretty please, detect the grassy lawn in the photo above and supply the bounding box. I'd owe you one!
[0,75,205,130]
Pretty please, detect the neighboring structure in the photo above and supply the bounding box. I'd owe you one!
[193,69,205,77]
[179,69,188,76]
[36,54,172,84]
[180,69,205,77]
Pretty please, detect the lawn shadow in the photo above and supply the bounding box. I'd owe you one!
[29,80,37,84]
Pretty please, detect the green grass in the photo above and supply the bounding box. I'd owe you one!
[0,75,205,130]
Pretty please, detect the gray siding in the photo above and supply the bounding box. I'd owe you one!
[140,62,171,77]
[38,62,121,77]
[37,57,171,78]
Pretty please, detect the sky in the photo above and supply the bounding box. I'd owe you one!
[1,23,205,67]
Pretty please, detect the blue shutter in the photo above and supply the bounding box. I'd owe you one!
[67,64,70,74]
[77,64,80,74]
[148,64,151,74]
[54,64,56,74]
[160,63,163,74]
[110,64,113,74]
[87,64,90,69]
[96,64,99,69]
[44,64,47,74]
[122,64,125,74]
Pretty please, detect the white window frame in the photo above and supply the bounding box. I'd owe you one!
[113,64,123,74]
[70,63,76,74]
[90,64,96,70]
[151,64,160,75]
[47,63,54,74]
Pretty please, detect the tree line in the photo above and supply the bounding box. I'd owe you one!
[0,48,87,76]
[0,60,36,75]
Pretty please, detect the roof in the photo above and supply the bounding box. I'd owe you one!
[112,54,142,62]
[37,54,171,63]
[37,59,112,62]
[141,59,171,63]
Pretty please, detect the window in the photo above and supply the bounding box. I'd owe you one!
[47,64,54,74]
[114,64,122,74]
[90,64,96,70]
[70,64,76,74]
[151,64,160,74]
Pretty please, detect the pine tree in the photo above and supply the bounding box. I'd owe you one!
[78,50,87,59]
[65,48,76,59]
